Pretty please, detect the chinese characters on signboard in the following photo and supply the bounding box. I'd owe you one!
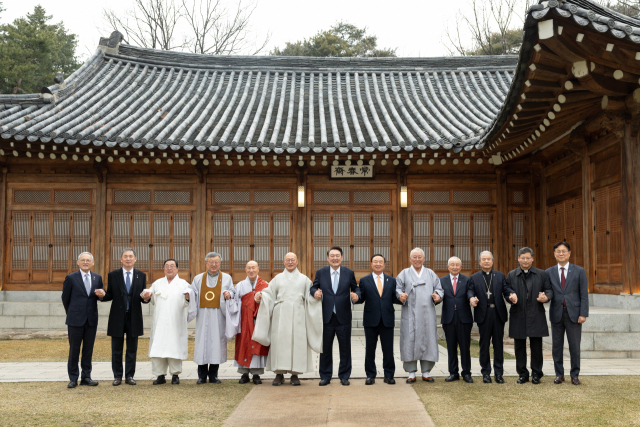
[330,165,374,179]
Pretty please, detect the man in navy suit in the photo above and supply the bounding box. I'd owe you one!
[468,251,517,384]
[95,248,149,386]
[355,254,401,385]
[440,256,473,383]
[311,246,360,386]
[61,252,103,388]
[547,241,589,386]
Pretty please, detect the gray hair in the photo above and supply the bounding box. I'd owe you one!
[410,247,425,258]
[447,256,462,265]
[518,247,534,257]
[205,251,222,262]
[478,251,493,260]
[77,251,94,261]
[121,247,137,258]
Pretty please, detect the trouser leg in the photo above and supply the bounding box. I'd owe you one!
[336,319,352,380]
[379,324,395,379]
[363,325,378,378]
[458,320,472,376]
[198,365,208,380]
[419,360,435,375]
[209,364,219,379]
[111,335,125,379]
[530,337,543,377]
[168,358,182,376]
[80,323,97,380]
[551,318,566,377]
[123,313,138,379]
[477,313,493,376]
[151,357,168,377]
[238,366,264,375]
[564,310,582,378]
[319,314,338,380]
[442,318,459,375]
[492,319,505,376]
[67,325,83,381]
[403,360,417,373]
[514,338,529,378]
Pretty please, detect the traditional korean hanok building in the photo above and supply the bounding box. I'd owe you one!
[0,0,638,356]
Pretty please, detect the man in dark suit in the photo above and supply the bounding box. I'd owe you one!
[95,248,149,386]
[61,252,103,388]
[546,241,589,386]
[311,245,360,386]
[468,251,517,384]
[355,254,401,385]
[440,256,473,383]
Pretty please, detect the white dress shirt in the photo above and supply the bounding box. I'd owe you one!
[557,263,571,283]
[372,272,384,292]
[122,267,134,291]
[331,266,340,286]
[449,274,459,291]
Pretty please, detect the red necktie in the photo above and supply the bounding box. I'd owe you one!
[453,276,457,309]
[561,267,566,308]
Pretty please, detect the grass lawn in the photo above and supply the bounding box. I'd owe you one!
[414,376,640,427]
[438,339,515,360]
[0,380,252,427]
[0,337,236,362]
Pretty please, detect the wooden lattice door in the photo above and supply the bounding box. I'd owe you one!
[593,183,622,292]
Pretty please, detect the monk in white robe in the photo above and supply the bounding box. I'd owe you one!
[396,248,444,383]
[145,259,192,385]
[252,252,323,386]
[188,251,233,384]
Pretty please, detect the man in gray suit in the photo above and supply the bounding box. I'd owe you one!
[546,241,588,386]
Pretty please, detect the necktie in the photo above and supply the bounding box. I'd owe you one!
[377,275,383,296]
[452,276,457,309]
[332,270,338,314]
[126,271,132,294]
[561,267,566,308]
[84,274,91,296]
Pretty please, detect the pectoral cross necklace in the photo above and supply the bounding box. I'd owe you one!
[483,272,493,299]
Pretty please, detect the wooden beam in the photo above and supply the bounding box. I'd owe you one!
[540,169,548,271]
[587,131,623,157]
[0,167,6,290]
[195,168,207,276]
[94,169,107,279]
[495,169,509,272]
[581,145,594,292]
[621,123,640,294]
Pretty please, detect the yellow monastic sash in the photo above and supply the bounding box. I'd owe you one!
[199,272,222,309]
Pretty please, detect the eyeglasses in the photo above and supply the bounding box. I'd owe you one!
[554,251,569,254]
[206,260,221,265]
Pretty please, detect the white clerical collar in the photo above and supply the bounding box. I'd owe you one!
[522,269,529,274]
[412,266,424,278]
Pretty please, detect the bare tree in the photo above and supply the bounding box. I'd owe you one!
[443,0,532,56]
[601,1,640,18]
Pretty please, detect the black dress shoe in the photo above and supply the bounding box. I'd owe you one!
[445,374,460,382]
[384,377,396,385]
[340,379,350,386]
[210,377,221,384]
[67,380,77,388]
[273,374,284,386]
[125,377,136,386]
[290,375,301,386]
[495,375,504,384]
[196,378,207,384]
[571,377,581,386]
[517,376,529,384]
[171,375,179,385]
[532,375,541,384]
[80,378,98,386]
[239,373,250,384]
[112,378,122,386]
[463,375,473,383]
[406,377,416,384]
[483,374,492,383]
[318,378,331,386]
[554,376,565,384]
[252,375,262,385]
[365,377,375,385]
[153,375,166,385]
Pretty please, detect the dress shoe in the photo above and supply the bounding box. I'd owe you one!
[252,375,262,385]
[273,374,285,386]
[153,375,166,385]
[318,378,331,386]
[171,375,179,385]
[494,375,504,384]
[571,377,581,386]
[384,377,395,385]
[532,375,541,384]
[290,375,301,386]
[365,377,375,385]
[483,374,492,383]
[422,376,434,382]
[196,378,207,384]
[80,378,98,386]
[210,377,221,384]
[340,379,350,386]
[125,377,136,386]
[239,373,250,384]
[463,375,474,383]
[445,374,460,382]
[67,380,77,388]
[112,378,122,386]
[554,376,565,384]
[516,376,529,384]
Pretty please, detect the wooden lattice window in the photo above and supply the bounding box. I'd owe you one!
[212,212,292,282]
[313,191,350,204]
[453,191,491,204]
[114,191,151,204]
[54,191,91,204]
[9,212,92,284]
[594,183,622,292]
[110,212,192,283]
[512,212,526,268]
[14,191,51,203]
[214,191,250,204]
[413,191,449,203]
[546,197,584,269]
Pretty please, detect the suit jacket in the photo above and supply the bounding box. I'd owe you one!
[311,265,360,325]
[546,263,589,324]
[355,273,401,328]
[467,270,513,324]
[102,268,148,337]
[440,273,473,324]
[61,270,104,328]
[505,267,553,339]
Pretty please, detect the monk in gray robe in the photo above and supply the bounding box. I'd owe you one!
[396,247,444,383]
[188,251,233,384]
[252,252,323,386]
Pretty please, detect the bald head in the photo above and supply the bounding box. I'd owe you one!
[246,260,259,280]
[283,252,298,272]
[447,256,462,276]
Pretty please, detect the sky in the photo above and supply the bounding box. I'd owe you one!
[1,0,532,60]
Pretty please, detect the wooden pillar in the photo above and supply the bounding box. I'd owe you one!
[529,171,537,260]
[94,168,107,279]
[195,168,207,275]
[495,168,509,273]
[581,146,594,292]
[540,169,548,270]
[296,168,308,275]
[621,123,640,294]
[0,167,7,290]
[396,167,408,274]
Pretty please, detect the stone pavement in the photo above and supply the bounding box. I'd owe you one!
[0,336,639,383]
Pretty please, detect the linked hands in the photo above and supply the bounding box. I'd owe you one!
[255,291,262,303]
[314,289,323,300]
[350,292,359,303]
[398,292,408,303]
[470,297,479,307]
[432,292,441,303]
[141,289,152,301]
[94,289,106,298]
[223,291,231,300]
[509,293,518,304]
[184,291,190,301]
[536,292,549,303]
